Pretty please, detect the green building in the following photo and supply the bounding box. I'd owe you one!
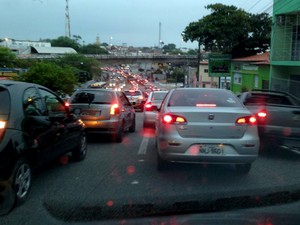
[230,52,270,94]
[271,0,300,97]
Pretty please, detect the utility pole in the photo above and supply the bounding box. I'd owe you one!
[65,0,71,38]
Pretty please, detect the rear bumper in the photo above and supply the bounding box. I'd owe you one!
[143,112,157,125]
[83,119,120,134]
[157,135,259,164]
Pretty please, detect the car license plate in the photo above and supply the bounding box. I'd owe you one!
[198,145,223,155]
[81,110,99,116]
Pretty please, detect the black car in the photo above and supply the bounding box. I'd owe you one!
[0,80,87,211]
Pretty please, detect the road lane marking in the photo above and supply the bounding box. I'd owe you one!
[137,136,149,155]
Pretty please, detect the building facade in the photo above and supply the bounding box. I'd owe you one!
[199,61,219,88]
[271,0,300,97]
[230,52,270,94]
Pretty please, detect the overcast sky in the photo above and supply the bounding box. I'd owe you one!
[1,0,273,49]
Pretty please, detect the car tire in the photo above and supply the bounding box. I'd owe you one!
[72,132,87,162]
[235,163,251,174]
[129,117,136,133]
[11,158,32,205]
[157,153,169,171]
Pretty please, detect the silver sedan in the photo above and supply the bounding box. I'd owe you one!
[155,88,260,173]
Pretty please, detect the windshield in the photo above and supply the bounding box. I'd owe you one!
[70,90,115,104]
[168,89,241,107]
[4,0,300,224]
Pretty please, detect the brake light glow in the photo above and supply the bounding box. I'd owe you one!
[196,103,216,107]
[257,111,267,118]
[110,104,120,115]
[0,121,6,141]
[162,114,187,124]
[65,102,70,107]
[236,116,257,125]
[145,102,153,111]
[0,121,5,129]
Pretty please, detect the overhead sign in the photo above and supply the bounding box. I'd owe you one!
[208,54,231,77]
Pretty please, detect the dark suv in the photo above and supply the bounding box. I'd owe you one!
[0,80,87,213]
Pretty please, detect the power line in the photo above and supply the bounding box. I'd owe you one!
[247,0,261,12]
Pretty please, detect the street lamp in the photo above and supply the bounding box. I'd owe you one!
[4,38,8,48]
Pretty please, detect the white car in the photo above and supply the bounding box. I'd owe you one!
[143,90,168,128]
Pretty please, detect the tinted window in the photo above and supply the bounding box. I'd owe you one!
[23,87,45,116]
[168,89,241,107]
[71,90,115,104]
[39,89,66,115]
[0,87,10,114]
[152,92,167,101]
[244,94,292,105]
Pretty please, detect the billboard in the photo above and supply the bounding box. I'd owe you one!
[208,54,231,77]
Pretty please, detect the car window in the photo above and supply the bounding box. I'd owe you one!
[168,89,241,107]
[23,87,45,116]
[70,90,115,104]
[152,92,167,101]
[244,94,292,105]
[119,92,131,105]
[38,89,66,115]
[0,87,10,115]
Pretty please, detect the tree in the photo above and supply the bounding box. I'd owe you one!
[17,62,77,95]
[51,36,81,51]
[172,67,185,84]
[0,47,16,67]
[182,20,205,83]
[57,53,101,81]
[182,3,271,58]
[80,44,109,54]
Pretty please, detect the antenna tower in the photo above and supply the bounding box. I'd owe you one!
[65,0,71,38]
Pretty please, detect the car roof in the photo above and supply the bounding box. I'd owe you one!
[0,80,52,94]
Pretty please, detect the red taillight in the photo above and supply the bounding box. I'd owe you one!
[257,111,267,119]
[162,114,187,124]
[65,102,70,107]
[236,116,257,125]
[110,104,120,115]
[145,102,153,111]
[196,103,216,107]
[0,121,6,141]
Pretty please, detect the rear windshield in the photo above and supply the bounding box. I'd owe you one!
[70,90,115,104]
[244,94,293,105]
[124,91,142,96]
[0,87,10,114]
[168,89,241,107]
[152,92,167,101]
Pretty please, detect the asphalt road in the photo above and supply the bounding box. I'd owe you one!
[2,112,300,225]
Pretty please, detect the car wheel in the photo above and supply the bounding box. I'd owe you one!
[235,163,251,174]
[12,158,32,205]
[157,153,169,171]
[129,116,136,133]
[72,132,87,162]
